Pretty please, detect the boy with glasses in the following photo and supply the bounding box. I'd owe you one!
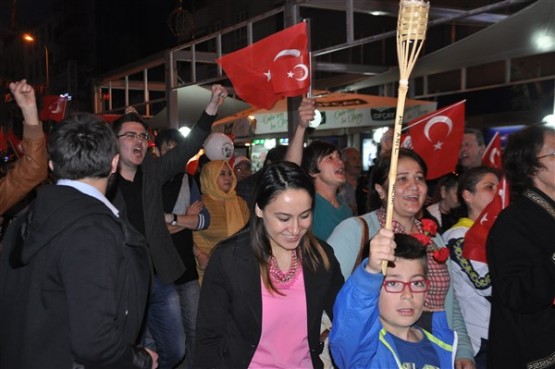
[330,231,456,369]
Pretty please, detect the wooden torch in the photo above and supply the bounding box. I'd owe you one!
[382,0,430,275]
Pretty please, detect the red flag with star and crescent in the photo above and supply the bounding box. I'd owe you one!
[39,95,68,122]
[216,22,309,110]
[407,100,465,179]
[463,132,510,263]
[482,131,502,169]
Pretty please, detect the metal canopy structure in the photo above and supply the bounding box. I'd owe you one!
[93,0,552,130]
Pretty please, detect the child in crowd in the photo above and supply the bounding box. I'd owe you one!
[330,231,456,369]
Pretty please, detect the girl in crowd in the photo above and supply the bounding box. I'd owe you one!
[327,148,475,368]
[194,161,344,369]
[426,172,460,233]
[442,166,499,369]
[193,160,249,282]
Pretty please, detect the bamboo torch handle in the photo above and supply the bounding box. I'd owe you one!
[382,83,408,275]
[382,0,430,275]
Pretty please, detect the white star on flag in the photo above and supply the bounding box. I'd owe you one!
[287,71,294,78]
[263,70,271,81]
[433,141,444,150]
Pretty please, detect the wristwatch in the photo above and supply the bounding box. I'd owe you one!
[171,214,178,226]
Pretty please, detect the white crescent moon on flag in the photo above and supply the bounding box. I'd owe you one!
[49,102,62,114]
[489,148,501,164]
[424,116,453,142]
[293,64,308,81]
[274,49,301,61]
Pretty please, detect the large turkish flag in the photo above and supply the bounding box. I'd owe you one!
[217,22,309,109]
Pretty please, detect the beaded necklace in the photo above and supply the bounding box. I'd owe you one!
[268,250,301,289]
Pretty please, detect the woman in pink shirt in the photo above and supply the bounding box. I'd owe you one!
[194,161,344,369]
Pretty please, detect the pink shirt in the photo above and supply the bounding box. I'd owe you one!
[249,270,312,369]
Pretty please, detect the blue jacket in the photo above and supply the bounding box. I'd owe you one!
[330,260,456,369]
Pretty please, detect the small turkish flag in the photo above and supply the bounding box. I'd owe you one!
[0,130,7,152]
[39,95,68,122]
[408,100,465,179]
[463,187,505,263]
[482,132,502,169]
[6,129,22,158]
[217,22,309,109]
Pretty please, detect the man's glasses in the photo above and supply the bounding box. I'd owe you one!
[537,152,555,160]
[117,132,151,141]
[382,279,430,293]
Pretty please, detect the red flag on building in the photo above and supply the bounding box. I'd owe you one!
[39,95,68,122]
[407,100,465,179]
[216,22,309,110]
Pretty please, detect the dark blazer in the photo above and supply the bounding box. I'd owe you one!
[0,185,152,369]
[195,229,344,369]
[113,111,215,284]
[487,187,555,369]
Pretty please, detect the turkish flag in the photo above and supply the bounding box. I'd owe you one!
[482,132,502,169]
[6,129,22,158]
[217,22,309,109]
[0,131,7,152]
[463,193,502,263]
[407,100,465,179]
[464,134,510,263]
[39,95,68,122]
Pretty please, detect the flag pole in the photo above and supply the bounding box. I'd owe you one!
[382,0,430,275]
[305,18,312,99]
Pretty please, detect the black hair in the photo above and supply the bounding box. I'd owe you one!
[504,125,555,195]
[263,145,288,167]
[431,172,459,204]
[250,161,329,294]
[464,128,485,147]
[48,113,118,180]
[367,148,428,211]
[453,166,499,219]
[393,233,428,276]
[301,140,338,176]
[154,128,185,149]
[112,111,148,135]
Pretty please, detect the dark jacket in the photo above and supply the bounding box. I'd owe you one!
[486,187,555,369]
[0,185,152,369]
[112,111,215,284]
[194,230,344,369]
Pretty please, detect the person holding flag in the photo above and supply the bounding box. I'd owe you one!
[1,79,48,215]
[442,166,500,369]
[486,124,555,369]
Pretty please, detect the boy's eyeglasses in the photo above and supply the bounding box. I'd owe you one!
[117,132,151,141]
[382,279,430,293]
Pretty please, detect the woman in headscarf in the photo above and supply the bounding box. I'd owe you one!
[193,160,249,282]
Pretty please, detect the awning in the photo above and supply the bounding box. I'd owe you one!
[148,85,252,129]
[347,0,555,90]
[212,92,437,138]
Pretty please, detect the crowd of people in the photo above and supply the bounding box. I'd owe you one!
[0,81,553,369]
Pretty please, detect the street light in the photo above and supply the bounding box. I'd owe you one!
[22,33,49,93]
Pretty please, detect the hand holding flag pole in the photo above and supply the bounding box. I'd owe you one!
[383,0,430,275]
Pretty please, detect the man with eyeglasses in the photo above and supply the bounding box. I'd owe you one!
[110,85,227,369]
[331,233,456,369]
